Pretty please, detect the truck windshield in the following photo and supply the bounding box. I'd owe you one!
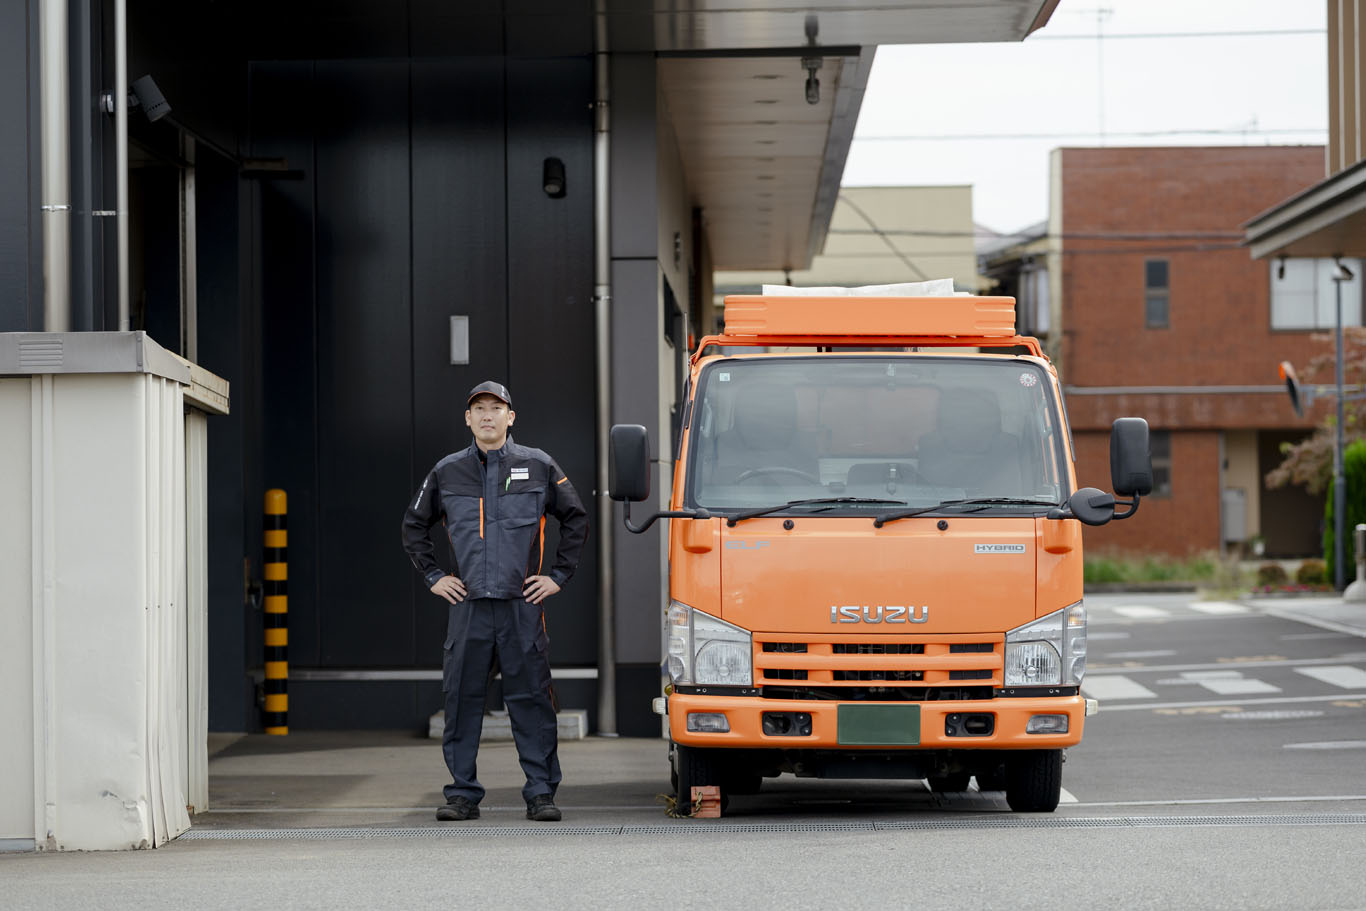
[685,356,1067,514]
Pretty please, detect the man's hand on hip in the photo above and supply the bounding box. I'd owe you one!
[523,575,561,605]
[430,575,467,604]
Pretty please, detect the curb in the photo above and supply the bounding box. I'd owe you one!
[1083,582,1198,594]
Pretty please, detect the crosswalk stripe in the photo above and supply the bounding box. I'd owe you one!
[1180,670,1282,695]
[1193,676,1282,695]
[1187,601,1250,615]
[1295,666,1366,689]
[1101,693,1366,712]
[1082,676,1157,700]
[1113,606,1171,619]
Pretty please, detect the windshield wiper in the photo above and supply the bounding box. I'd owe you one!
[872,497,1060,528]
[725,497,907,527]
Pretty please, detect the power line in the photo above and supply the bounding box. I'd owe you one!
[856,127,1327,142]
[812,244,1250,256]
[835,193,929,281]
[830,229,1246,240]
[1030,28,1325,41]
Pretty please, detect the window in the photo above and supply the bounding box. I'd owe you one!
[1144,259,1169,329]
[687,357,1067,513]
[1270,258,1364,330]
[1149,430,1172,499]
[1019,264,1050,335]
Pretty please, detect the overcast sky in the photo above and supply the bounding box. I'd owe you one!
[843,0,1329,235]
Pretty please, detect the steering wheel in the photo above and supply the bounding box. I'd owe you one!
[733,466,822,484]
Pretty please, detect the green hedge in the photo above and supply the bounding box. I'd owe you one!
[1324,438,1366,587]
[1084,552,1218,584]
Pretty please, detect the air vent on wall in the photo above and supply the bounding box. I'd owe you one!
[19,338,63,370]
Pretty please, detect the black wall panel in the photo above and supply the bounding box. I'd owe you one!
[134,168,182,353]
[243,52,597,727]
[410,57,511,670]
[198,151,253,732]
[253,62,325,670]
[506,57,597,666]
[313,60,415,667]
[0,0,35,330]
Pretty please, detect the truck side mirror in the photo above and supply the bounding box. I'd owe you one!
[608,424,651,502]
[1110,417,1153,497]
[1066,487,1116,526]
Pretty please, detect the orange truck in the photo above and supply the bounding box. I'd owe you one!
[608,293,1152,815]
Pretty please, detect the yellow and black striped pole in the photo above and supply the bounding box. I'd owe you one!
[263,489,289,735]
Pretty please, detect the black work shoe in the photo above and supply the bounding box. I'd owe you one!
[435,796,480,821]
[526,794,562,821]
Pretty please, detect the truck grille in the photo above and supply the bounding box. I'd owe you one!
[754,635,1002,700]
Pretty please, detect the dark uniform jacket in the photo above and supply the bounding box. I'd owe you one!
[402,436,588,601]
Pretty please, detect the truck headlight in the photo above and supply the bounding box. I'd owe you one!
[1004,601,1086,687]
[665,601,752,686]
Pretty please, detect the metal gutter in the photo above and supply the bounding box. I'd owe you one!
[39,0,70,331]
[593,1,617,736]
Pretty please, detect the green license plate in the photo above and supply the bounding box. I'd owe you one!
[836,704,921,745]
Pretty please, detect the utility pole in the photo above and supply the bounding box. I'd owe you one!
[1333,257,1354,590]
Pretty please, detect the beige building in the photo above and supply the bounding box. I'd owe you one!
[713,185,984,318]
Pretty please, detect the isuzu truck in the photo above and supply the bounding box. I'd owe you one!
[609,291,1151,815]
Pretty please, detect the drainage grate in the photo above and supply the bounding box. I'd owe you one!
[178,814,1366,841]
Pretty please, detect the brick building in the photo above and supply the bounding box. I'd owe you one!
[987,146,1339,558]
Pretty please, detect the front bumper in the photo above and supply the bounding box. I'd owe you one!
[666,691,1088,749]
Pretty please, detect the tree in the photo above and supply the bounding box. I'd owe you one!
[1265,327,1366,495]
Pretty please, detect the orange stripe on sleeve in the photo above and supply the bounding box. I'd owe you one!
[479,498,484,539]
[556,476,568,485]
[538,516,546,573]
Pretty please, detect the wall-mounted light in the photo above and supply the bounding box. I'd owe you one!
[1276,255,1286,280]
[1335,257,1355,282]
[542,157,566,198]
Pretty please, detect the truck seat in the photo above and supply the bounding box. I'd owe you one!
[708,382,819,486]
[916,388,1023,494]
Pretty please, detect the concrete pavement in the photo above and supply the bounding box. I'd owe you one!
[1237,593,1366,638]
[10,591,1366,844]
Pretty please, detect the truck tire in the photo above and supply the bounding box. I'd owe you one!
[674,744,727,816]
[1004,750,1062,812]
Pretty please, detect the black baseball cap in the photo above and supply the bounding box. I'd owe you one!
[467,380,512,408]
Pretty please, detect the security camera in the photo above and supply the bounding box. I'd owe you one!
[801,55,823,105]
[102,74,172,122]
[131,75,172,122]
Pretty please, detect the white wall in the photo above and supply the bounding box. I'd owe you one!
[0,379,34,845]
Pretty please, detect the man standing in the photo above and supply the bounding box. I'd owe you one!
[402,381,588,822]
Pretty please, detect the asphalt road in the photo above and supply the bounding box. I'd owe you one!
[1072,592,1366,812]
[5,592,1366,910]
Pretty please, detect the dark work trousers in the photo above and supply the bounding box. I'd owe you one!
[442,597,561,804]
